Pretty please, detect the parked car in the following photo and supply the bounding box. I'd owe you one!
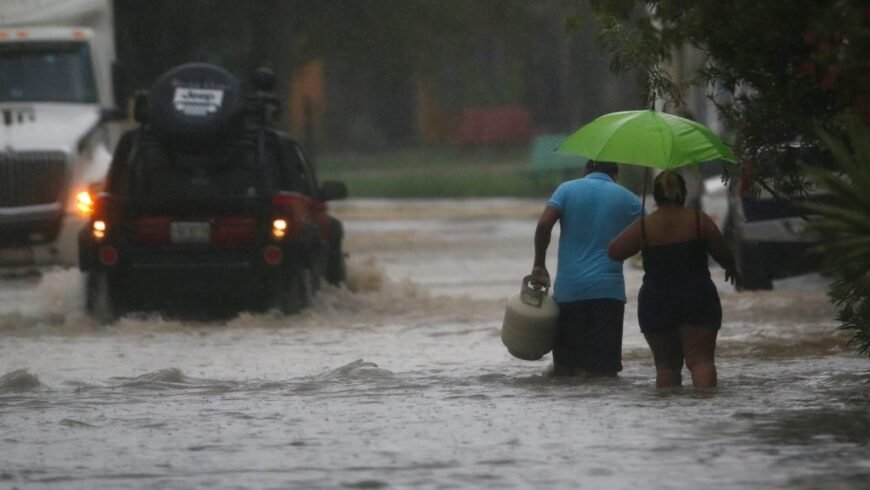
[704,146,828,290]
[78,63,347,320]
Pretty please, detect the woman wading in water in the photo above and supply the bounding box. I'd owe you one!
[609,170,738,388]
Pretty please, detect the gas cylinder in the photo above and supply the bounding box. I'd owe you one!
[501,275,559,361]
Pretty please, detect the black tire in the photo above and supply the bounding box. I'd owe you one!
[269,268,312,315]
[85,271,122,323]
[325,243,347,286]
[325,218,346,286]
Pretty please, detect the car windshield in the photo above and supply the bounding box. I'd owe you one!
[0,41,98,103]
[131,142,263,199]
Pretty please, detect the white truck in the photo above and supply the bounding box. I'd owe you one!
[0,0,120,268]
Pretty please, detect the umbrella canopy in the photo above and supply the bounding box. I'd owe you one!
[558,110,737,169]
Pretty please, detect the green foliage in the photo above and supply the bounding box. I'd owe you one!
[803,122,870,357]
[593,15,682,108]
[587,0,867,195]
[587,0,870,356]
[318,146,566,198]
[299,0,543,109]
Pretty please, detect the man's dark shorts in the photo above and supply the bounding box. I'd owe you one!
[553,298,625,373]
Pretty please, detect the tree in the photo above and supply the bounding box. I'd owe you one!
[804,122,870,356]
[584,0,870,355]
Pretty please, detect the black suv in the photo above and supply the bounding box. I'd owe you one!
[78,63,347,320]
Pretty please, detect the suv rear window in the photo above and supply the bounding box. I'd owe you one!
[131,142,262,199]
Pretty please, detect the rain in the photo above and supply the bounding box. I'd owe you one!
[1,1,868,489]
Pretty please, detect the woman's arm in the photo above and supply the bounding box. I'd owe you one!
[608,218,643,261]
[701,213,739,284]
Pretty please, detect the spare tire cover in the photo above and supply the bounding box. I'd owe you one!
[148,63,243,140]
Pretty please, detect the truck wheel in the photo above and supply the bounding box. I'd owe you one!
[270,268,312,315]
[85,272,121,323]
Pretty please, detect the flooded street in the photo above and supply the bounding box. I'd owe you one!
[1,199,869,489]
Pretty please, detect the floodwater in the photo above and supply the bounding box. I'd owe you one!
[1,199,868,489]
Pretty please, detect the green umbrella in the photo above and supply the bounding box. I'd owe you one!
[558,110,737,169]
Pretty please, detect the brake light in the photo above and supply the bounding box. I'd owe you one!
[93,220,107,240]
[271,192,309,240]
[272,218,288,239]
[134,216,172,245]
[87,192,114,240]
[212,216,256,246]
[15,31,28,39]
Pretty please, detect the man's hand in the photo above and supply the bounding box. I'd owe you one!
[531,266,551,288]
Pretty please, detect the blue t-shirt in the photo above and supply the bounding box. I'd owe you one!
[547,172,643,303]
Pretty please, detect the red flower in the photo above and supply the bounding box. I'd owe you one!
[820,67,839,89]
[800,61,817,77]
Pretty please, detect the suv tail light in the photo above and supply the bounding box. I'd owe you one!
[134,216,172,245]
[92,220,107,240]
[90,193,113,241]
[212,216,256,246]
[271,192,309,240]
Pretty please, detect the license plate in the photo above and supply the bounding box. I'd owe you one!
[170,222,211,243]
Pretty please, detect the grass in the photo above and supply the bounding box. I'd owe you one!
[316,145,578,198]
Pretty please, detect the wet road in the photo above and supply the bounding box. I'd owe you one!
[1,199,868,489]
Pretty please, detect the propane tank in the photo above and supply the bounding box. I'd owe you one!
[501,275,559,361]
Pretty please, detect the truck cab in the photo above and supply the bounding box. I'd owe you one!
[0,0,119,268]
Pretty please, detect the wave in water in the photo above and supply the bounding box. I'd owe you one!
[0,369,42,393]
[0,257,496,335]
[314,359,395,382]
[5,361,399,398]
[110,368,240,393]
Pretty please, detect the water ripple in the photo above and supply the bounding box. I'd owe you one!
[111,368,236,393]
[0,369,42,393]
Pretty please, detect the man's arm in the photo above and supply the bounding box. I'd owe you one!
[532,206,561,286]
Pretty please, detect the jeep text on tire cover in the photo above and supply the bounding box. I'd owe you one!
[148,63,244,146]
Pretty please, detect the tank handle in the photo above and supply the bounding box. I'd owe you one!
[520,275,549,307]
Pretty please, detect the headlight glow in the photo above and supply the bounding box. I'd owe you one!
[75,191,95,217]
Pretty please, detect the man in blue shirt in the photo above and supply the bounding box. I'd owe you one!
[532,161,643,376]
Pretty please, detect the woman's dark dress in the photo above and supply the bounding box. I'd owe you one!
[637,210,722,333]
